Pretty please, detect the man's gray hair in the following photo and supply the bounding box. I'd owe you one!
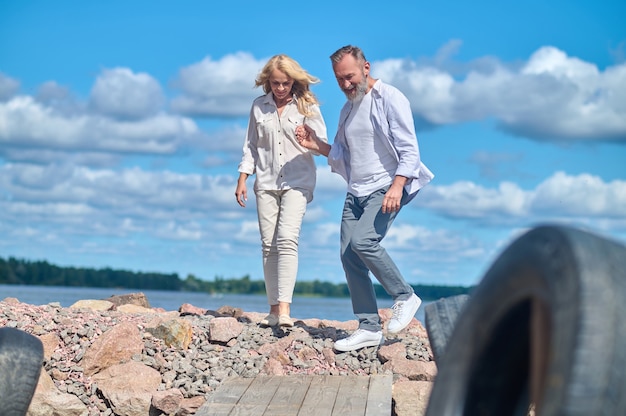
[330,45,367,64]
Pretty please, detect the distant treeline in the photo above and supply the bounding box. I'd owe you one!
[0,256,473,300]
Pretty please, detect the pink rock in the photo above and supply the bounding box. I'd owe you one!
[81,321,144,376]
[37,332,61,361]
[378,342,407,363]
[392,379,433,416]
[105,292,151,308]
[178,396,207,416]
[216,305,243,318]
[92,361,161,416]
[27,369,88,416]
[208,317,244,344]
[263,357,286,375]
[179,303,207,315]
[151,388,184,414]
[383,358,437,381]
[69,299,115,311]
[258,334,294,356]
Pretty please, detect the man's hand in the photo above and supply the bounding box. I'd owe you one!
[382,185,403,213]
[295,124,319,151]
[296,125,331,156]
[382,177,408,213]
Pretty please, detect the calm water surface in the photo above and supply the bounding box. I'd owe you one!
[0,284,427,323]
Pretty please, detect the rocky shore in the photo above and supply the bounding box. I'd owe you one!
[0,293,436,416]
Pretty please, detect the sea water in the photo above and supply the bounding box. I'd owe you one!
[0,284,427,323]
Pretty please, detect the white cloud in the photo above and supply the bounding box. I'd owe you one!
[170,52,267,117]
[36,81,71,103]
[385,224,487,267]
[302,205,329,223]
[314,166,349,195]
[423,180,528,218]
[234,220,260,244]
[421,171,626,227]
[154,221,204,240]
[0,73,20,101]
[89,68,165,120]
[0,96,198,154]
[308,222,339,246]
[0,163,237,218]
[531,171,626,216]
[373,46,626,142]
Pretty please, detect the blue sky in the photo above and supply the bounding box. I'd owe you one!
[1,0,625,288]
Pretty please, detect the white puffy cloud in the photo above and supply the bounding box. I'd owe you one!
[170,52,267,117]
[89,68,165,120]
[36,81,71,103]
[0,161,249,247]
[373,46,626,142]
[421,171,626,225]
[0,96,198,154]
[530,171,626,216]
[0,73,20,101]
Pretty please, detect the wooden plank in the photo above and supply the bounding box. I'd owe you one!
[206,377,254,404]
[365,375,393,416]
[234,375,282,416]
[298,375,342,416]
[236,376,281,403]
[230,404,271,416]
[196,375,392,416]
[265,375,312,416]
[196,377,254,416]
[332,376,370,416]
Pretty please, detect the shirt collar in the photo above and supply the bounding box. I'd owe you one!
[263,92,296,107]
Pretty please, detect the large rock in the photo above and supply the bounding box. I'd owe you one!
[208,317,243,344]
[69,299,114,311]
[81,321,144,376]
[151,389,184,414]
[379,340,437,381]
[384,358,437,381]
[392,379,433,416]
[37,332,61,361]
[92,361,161,416]
[27,369,88,416]
[178,396,206,415]
[116,304,155,314]
[104,293,151,308]
[145,316,193,349]
[179,303,207,315]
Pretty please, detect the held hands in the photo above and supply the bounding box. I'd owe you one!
[295,124,319,152]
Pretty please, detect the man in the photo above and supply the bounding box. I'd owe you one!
[296,45,434,352]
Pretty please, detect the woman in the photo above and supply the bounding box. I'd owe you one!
[236,55,327,327]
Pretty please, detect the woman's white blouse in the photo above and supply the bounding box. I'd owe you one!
[238,93,328,202]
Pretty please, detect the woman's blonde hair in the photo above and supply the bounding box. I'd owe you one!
[255,54,320,117]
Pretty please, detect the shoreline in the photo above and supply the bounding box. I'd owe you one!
[1,293,435,416]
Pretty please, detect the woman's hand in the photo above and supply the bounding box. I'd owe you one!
[296,125,331,157]
[235,174,248,207]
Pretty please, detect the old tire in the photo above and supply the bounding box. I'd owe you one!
[424,294,470,363]
[0,327,44,416]
[425,224,626,416]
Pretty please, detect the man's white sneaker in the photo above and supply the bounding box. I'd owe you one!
[387,293,422,334]
[334,329,384,352]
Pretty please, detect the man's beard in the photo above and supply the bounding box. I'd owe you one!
[343,76,368,102]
